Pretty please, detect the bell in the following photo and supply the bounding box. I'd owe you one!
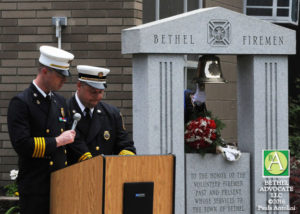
[196,55,227,84]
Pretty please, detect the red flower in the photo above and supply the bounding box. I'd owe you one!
[211,133,217,140]
[185,116,219,150]
[209,120,216,129]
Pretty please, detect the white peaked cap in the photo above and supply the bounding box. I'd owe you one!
[77,65,110,90]
[39,46,74,76]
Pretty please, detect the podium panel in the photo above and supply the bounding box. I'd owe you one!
[50,155,175,214]
[50,156,103,214]
[104,155,174,214]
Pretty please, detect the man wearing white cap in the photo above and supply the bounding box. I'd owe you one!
[7,46,76,214]
[67,65,136,163]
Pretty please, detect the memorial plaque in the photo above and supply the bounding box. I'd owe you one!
[122,7,294,213]
[186,153,250,214]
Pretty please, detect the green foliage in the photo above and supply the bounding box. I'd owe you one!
[4,182,18,197]
[290,157,300,213]
[289,92,300,159]
[5,206,20,214]
[3,182,19,214]
[287,80,300,213]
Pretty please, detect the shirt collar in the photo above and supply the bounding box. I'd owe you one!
[75,91,94,116]
[32,80,52,98]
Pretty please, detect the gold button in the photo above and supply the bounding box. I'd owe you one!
[64,149,67,154]
[61,128,64,133]
[46,129,50,134]
[96,146,100,151]
[49,161,53,166]
[65,161,68,166]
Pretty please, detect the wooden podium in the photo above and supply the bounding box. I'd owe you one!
[50,155,175,214]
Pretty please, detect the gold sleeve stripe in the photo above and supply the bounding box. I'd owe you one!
[40,138,45,158]
[33,137,46,158]
[79,153,92,162]
[119,150,135,156]
[81,155,88,161]
[78,152,92,162]
[83,153,92,161]
[36,137,40,158]
[32,138,38,158]
[37,138,42,158]
[36,138,41,158]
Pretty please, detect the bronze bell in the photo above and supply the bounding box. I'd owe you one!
[196,55,226,84]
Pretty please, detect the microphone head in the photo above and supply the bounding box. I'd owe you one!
[73,113,81,122]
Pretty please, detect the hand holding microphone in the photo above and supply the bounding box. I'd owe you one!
[56,113,81,147]
[71,113,81,130]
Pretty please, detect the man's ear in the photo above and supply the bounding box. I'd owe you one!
[77,81,81,90]
[40,67,48,74]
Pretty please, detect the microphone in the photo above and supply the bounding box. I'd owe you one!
[71,113,81,130]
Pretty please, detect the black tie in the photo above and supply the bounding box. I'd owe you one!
[84,108,91,120]
[46,94,51,102]
[45,94,52,113]
[80,108,91,140]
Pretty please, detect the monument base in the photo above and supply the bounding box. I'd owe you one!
[185,153,250,214]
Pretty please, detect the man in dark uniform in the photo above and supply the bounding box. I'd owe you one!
[7,46,76,214]
[67,65,136,163]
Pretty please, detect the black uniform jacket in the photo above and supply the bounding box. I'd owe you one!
[67,95,136,163]
[7,83,70,196]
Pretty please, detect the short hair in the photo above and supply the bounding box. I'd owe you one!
[38,63,46,73]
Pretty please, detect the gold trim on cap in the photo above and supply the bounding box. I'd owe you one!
[80,76,106,82]
[50,64,69,69]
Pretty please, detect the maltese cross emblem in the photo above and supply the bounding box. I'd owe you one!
[208,20,231,46]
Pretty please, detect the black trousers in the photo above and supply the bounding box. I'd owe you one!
[19,194,49,214]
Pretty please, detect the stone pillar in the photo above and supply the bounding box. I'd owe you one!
[237,55,289,213]
[132,54,185,214]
